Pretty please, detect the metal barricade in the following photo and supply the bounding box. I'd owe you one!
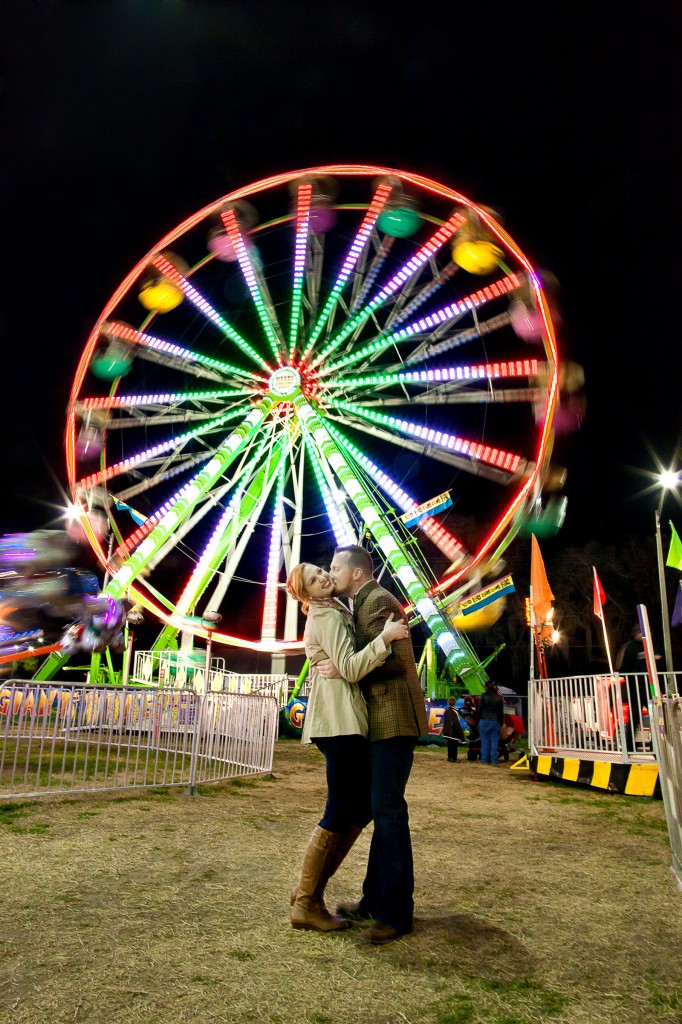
[650,695,682,890]
[530,671,682,763]
[0,681,277,801]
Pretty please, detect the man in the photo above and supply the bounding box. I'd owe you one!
[474,679,504,766]
[318,544,428,945]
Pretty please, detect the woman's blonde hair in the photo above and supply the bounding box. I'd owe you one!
[286,563,311,615]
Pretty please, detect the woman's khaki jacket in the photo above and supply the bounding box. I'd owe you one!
[301,599,391,744]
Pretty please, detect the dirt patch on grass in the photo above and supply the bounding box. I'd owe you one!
[0,740,680,1024]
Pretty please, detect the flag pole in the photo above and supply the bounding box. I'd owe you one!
[593,566,615,676]
[529,583,535,682]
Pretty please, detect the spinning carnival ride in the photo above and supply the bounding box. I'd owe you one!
[39,166,561,685]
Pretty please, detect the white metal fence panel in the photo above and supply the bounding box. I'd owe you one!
[0,682,277,801]
[530,672,682,764]
[190,691,278,788]
[650,695,682,891]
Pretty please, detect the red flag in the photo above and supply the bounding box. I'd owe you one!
[593,567,606,620]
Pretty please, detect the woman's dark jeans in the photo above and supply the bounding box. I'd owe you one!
[314,734,372,833]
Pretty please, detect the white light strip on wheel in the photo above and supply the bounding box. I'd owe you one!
[312,210,467,367]
[323,359,539,391]
[152,255,272,372]
[104,398,274,600]
[262,459,287,638]
[80,386,257,410]
[294,395,477,677]
[221,207,284,366]
[403,311,512,365]
[104,321,266,382]
[301,182,393,360]
[328,399,522,473]
[326,424,463,562]
[289,183,312,363]
[78,408,245,489]
[300,426,357,546]
[320,274,520,377]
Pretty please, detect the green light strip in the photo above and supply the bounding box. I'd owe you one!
[104,397,274,600]
[302,183,393,359]
[174,428,279,615]
[221,208,283,366]
[152,254,272,372]
[293,395,481,680]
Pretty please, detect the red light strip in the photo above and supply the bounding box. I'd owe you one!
[289,183,313,362]
[220,208,283,365]
[103,321,266,382]
[151,255,272,372]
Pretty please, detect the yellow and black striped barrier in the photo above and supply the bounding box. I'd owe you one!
[529,754,660,797]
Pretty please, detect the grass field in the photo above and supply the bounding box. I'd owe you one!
[1,739,681,1024]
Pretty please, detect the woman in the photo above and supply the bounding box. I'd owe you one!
[286,561,408,932]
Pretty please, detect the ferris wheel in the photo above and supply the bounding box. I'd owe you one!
[64,165,560,677]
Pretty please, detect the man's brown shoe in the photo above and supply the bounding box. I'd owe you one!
[358,922,407,945]
[335,901,372,921]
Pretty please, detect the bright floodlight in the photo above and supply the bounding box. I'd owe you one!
[658,470,680,490]
[64,502,81,522]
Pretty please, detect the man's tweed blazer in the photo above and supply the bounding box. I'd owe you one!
[353,580,428,742]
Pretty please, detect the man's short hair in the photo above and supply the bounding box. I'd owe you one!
[334,544,374,577]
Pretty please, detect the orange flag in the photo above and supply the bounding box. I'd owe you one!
[530,534,554,625]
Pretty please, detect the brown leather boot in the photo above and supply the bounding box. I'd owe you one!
[290,826,355,931]
[290,824,362,907]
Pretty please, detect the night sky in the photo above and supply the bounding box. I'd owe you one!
[2,1,680,555]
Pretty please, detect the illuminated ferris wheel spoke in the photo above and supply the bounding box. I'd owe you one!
[174,432,288,617]
[302,183,393,360]
[220,207,286,364]
[329,398,523,475]
[404,310,513,365]
[323,358,540,395]
[150,254,273,372]
[294,394,484,684]
[319,273,520,379]
[312,210,467,368]
[300,428,360,546]
[326,423,464,563]
[384,260,459,330]
[103,321,265,383]
[326,411,523,486]
[78,386,258,415]
[113,447,222,505]
[76,407,247,490]
[349,234,395,315]
[262,460,287,639]
[288,182,313,363]
[103,397,274,601]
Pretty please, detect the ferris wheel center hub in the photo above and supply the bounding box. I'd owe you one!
[268,366,301,398]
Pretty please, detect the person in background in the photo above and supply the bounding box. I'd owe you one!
[475,680,504,766]
[442,696,465,762]
[285,562,409,933]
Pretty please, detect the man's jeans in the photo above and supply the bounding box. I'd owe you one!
[359,736,416,933]
[479,719,501,764]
